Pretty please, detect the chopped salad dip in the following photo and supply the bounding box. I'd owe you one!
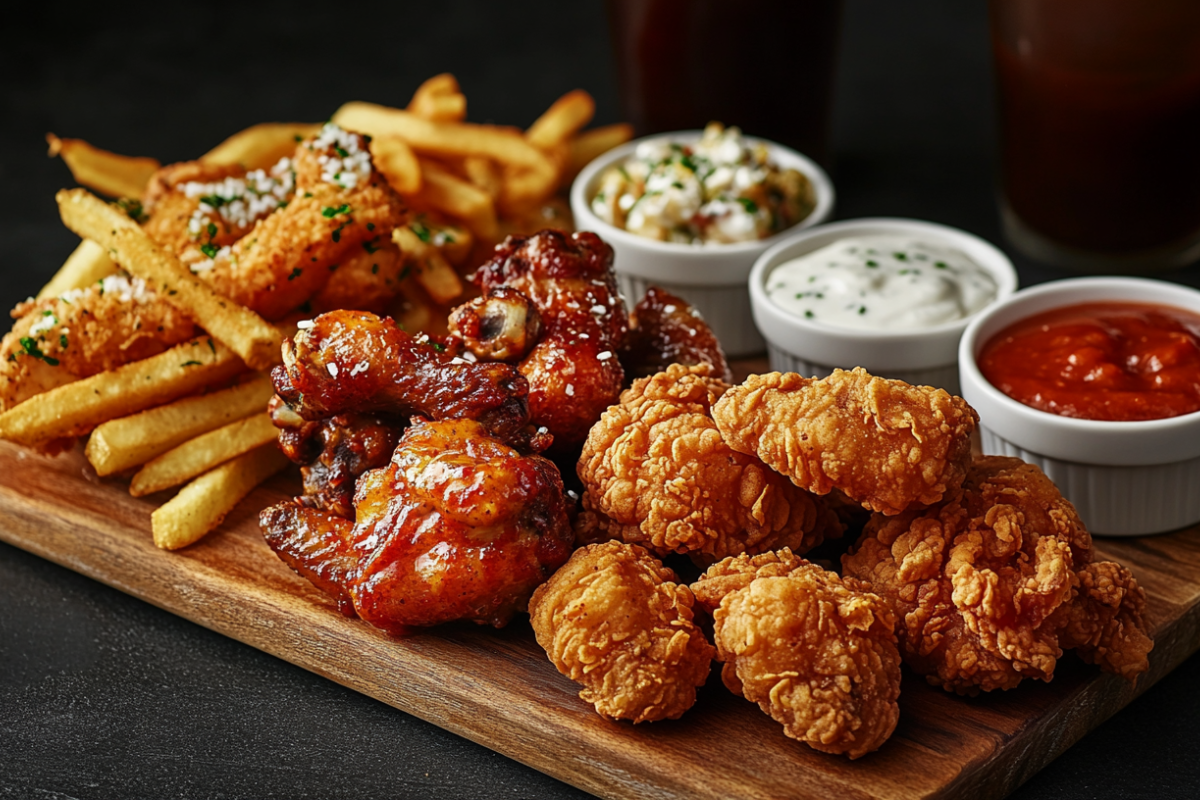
[589,123,816,245]
[766,236,998,330]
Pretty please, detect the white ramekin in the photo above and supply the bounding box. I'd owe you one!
[959,276,1200,536]
[569,131,834,357]
[747,218,1018,393]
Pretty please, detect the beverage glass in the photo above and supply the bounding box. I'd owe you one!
[604,0,843,166]
[991,0,1200,271]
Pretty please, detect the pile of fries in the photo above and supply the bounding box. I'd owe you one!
[4,76,632,551]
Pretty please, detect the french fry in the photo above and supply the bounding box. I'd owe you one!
[56,188,283,370]
[332,102,552,170]
[526,90,595,150]
[462,156,502,199]
[0,337,244,448]
[202,122,321,169]
[409,73,461,101]
[393,284,436,333]
[131,412,278,497]
[36,239,117,300]
[46,134,160,199]
[415,159,499,240]
[86,374,274,476]
[150,443,289,550]
[565,123,635,185]
[415,251,463,305]
[499,157,560,214]
[370,136,423,194]
[408,75,467,122]
[430,220,474,266]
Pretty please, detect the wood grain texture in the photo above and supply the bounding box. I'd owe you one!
[0,412,1196,799]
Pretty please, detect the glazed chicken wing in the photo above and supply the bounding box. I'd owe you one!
[841,456,1153,694]
[576,364,842,563]
[713,368,977,515]
[472,230,627,450]
[529,541,715,723]
[620,286,732,383]
[263,418,574,634]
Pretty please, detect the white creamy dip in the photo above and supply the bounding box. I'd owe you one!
[766,236,998,330]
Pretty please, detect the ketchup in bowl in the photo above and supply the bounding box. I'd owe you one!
[979,302,1200,421]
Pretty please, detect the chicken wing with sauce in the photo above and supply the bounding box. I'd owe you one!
[620,286,731,383]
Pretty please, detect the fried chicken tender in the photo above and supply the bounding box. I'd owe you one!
[841,456,1153,694]
[692,550,901,759]
[713,368,977,515]
[0,275,196,411]
[311,240,406,315]
[620,286,732,383]
[528,541,715,723]
[576,364,842,563]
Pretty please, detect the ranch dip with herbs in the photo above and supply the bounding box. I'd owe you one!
[765,237,998,330]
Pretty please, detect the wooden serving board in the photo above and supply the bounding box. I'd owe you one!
[1,439,1198,800]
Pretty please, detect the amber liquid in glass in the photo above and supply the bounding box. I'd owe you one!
[605,0,843,165]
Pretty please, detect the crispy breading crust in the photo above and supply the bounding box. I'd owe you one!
[842,456,1153,694]
[576,364,842,562]
[711,368,978,515]
[528,541,715,723]
[693,550,901,759]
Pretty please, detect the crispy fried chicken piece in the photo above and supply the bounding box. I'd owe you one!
[472,230,627,450]
[0,275,196,411]
[269,395,403,519]
[576,364,842,563]
[196,125,407,320]
[272,309,534,446]
[841,456,1153,694]
[262,418,573,634]
[528,541,715,722]
[311,240,407,315]
[693,550,901,759]
[713,368,978,515]
[448,286,542,362]
[620,286,732,383]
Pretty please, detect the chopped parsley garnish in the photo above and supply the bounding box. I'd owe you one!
[206,222,218,239]
[331,223,346,243]
[678,154,698,173]
[366,222,375,231]
[200,243,220,259]
[293,134,304,142]
[322,203,351,218]
[287,267,303,281]
[117,198,148,222]
[736,197,759,214]
[19,337,59,366]
[411,221,432,242]
[371,263,380,275]
[181,360,202,367]
[429,342,445,352]
[935,261,948,269]
[858,305,867,315]
[334,145,350,158]
[328,264,339,271]
[363,239,379,254]
[865,260,878,268]
[893,252,908,261]
[804,310,815,319]
[398,264,410,279]
[207,338,216,354]
[200,194,227,209]
[303,192,314,199]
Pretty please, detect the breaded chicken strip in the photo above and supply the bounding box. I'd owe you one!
[528,541,715,723]
[0,275,196,411]
[712,368,977,515]
[576,364,842,563]
[842,456,1153,694]
[197,124,407,320]
[693,550,901,759]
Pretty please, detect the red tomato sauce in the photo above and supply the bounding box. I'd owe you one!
[979,301,1200,421]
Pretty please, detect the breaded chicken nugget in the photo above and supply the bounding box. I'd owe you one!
[576,364,841,562]
[693,550,901,759]
[842,456,1152,694]
[712,368,978,515]
[528,541,715,723]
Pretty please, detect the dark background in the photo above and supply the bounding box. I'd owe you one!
[2,1,1199,798]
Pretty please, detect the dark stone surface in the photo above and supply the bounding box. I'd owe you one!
[1,1,1198,798]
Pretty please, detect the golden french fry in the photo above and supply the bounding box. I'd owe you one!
[413,250,463,305]
[202,122,321,169]
[150,443,289,550]
[332,102,552,170]
[393,284,435,333]
[370,136,423,194]
[131,412,278,497]
[86,374,274,476]
[499,157,560,214]
[409,76,468,124]
[46,134,160,199]
[0,337,244,448]
[414,159,499,240]
[565,123,635,184]
[36,239,117,300]
[526,90,596,150]
[462,156,502,199]
[410,73,461,100]
[432,221,474,266]
[56,188,282,370]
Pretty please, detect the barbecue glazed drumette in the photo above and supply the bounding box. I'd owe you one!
[620,286,732,383]
[471,229,627,450]
[262,418,574,634]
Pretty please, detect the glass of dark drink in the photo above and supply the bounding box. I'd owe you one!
[604,0,843,166]
[991,0,1200,271]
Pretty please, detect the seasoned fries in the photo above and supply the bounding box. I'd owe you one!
[0,337,243,448]
[150,444,288,550]
[131,412,278,497]
[565,123,635,186]
[46,134,160,199]
[370,136,423,194]
[414,159,499,241]
[526,90,595,150]
[202,122,322,170]
[56,188,283,370]
[86,374,275,476]
[408,74,467,122]
[36,239,117,300]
